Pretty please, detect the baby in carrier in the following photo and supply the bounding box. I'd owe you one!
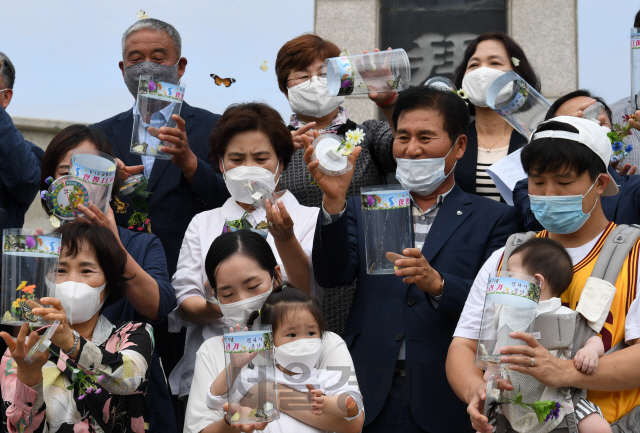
[504,238,611,433]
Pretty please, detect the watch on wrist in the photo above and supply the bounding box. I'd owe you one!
[67,330,80,356]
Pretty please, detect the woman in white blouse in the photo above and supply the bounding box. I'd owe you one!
[185,230,359,433]
[168,102,320,399]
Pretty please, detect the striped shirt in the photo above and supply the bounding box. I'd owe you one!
[412,186,454,250]
[476,145,509,201]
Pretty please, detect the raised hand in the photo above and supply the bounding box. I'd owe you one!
[291,122,317,151]
[0,323,50,387]
[115,157,144,182]
[153,114,198,182]
[265,199,294,242]
[360,48,397,106]
[302,134,362,214]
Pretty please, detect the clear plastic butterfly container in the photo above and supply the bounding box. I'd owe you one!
[323,49,411,96]
[244,179,278,211]
[69,149,116,216]
[475,270,541,373]
[360,186,413,275]
[45,175,93,222]
[1,229,61,326]
[131,74,186,160]
[424,76,457,91]
[485,71,551,140]
[311,133,353,176]
[632,27,640,110]
[223,325,279,424]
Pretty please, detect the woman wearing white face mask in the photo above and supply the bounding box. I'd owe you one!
[168,103,320,401]
[452,32,540,202]
[185,232,362,433]
[0,222,154,433]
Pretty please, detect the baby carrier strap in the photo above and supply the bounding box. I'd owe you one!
[531,312,577,351]
[502,231,538,268]
[590,224,640,285]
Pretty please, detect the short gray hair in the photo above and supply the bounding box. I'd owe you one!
[121,18,182,59]
[0,51,15,89]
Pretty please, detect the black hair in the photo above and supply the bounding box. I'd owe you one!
[452,32,540,115]
[247,284,328,337]
[545,89,612,124]
[635,10,640,28]
[510,238,573,297]
[53,222,129,309]
[204,231,280,296]
[392,86,470,142]
[521,121,606,181]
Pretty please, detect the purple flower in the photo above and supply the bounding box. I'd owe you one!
[86,386,93,394]
[148,81,157,92]
[629,130,634,135]
[613,141,624,151]
[40,190,47,200]
[555,402,561,409]
[45,176,54,185]
[95,388,102,394]
[78,395,85,400]
[25,236,36,249]
[367,195,375,207]
[341,79,352,88]
[97,374,104,382]
[222,225,229,234]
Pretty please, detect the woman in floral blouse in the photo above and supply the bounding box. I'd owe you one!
[0,222,154,433]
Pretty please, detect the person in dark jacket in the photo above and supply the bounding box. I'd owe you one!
[0,51,44,229]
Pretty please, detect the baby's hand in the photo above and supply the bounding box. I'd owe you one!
[574,346,600,375]
[306,384,324,415]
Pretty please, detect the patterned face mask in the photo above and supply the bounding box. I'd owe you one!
[123,61,179,98]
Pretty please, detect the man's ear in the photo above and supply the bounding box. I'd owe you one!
[596,173,611,195]
[455,134,467,160]
[177,57,187,80]
[1,88,13,109]
[119,60,125,78]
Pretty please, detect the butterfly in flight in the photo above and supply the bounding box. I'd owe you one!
[260,61,268,72]
[210,74,236,87]
[137,10,148,20]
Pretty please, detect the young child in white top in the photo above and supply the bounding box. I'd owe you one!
[507,238,611,433]
[206,285,364,433]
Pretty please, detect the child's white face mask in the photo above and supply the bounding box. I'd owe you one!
[274,338,322,374]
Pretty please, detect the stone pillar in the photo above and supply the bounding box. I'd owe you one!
[315,0,379,123]
[508,0,578,100]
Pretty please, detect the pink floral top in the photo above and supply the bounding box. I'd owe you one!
[0,316,154,433]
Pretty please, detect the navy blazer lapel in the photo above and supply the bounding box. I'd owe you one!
[110,108,142,167]
[421,184,472,263]
[146,102,196,191]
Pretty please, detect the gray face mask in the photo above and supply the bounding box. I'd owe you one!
[123,61,180,99]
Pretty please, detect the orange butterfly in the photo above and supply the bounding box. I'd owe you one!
[210,74,236,87]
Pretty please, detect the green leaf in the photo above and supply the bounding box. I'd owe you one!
[67,383,75,390]
[241,218,253,230]
[532,400,555,424]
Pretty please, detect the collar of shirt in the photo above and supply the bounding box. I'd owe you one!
[220,190,301,226]
[133,101,174,126]
[289,106,349,133]
[536,297,563,316]
[92,314,116,345]
[411,184,455,216]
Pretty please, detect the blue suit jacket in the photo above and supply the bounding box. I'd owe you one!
[91,102,229,275]
[102,227,177,433]
[312,184,519,433]
[0,107,44,228]
[513,166,640,231]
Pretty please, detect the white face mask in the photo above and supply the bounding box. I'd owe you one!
[288,76,345,118]
[461,67,513,107]
[395,138,458,196]
[219,288,273,327]
[222,162,279,205]
[274,338,323,374]
[55,281,107,325]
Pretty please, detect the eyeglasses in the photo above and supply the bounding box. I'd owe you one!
[286,73,327,89]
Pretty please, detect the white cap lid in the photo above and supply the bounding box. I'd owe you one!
[530,116,618,196]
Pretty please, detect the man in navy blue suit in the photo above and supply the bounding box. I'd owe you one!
[91,19,229,430]
[306,86,519,433]
[0,52,44,229]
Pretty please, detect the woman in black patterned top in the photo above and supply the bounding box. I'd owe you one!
[275,34,397,208]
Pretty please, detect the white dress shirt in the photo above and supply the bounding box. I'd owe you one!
[167,191,320,397]
[133,101,176,178]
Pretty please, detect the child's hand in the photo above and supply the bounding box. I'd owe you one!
[306,384,324,415]
[574,346,599,374]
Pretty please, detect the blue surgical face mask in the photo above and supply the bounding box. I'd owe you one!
[529,174,601,234]
[395,137,458,196]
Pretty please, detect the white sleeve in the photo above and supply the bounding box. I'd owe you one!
[453,247,504,340]
[299,207,322,302]
[625,296,640,344]
[168,215,207,332]
[317,333,359,394]
[184,343,225,433]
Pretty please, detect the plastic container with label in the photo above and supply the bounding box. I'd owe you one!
[69,149,116,216]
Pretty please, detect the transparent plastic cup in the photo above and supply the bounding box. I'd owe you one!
[223,325,279,424]
[45,175,93,221]
[131,74,186,160]
[424,76,457,92]
[311,133,353,176]
[360,186,413,275]
[323,49,411,97]
[244,179,278,211]
[486,71,551,139]
[222,217,269,239]
[475,270,541,372]
[69,149,116,216]
[632,28,640,111]
[582,101,607,125]
[2,229,61,326]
